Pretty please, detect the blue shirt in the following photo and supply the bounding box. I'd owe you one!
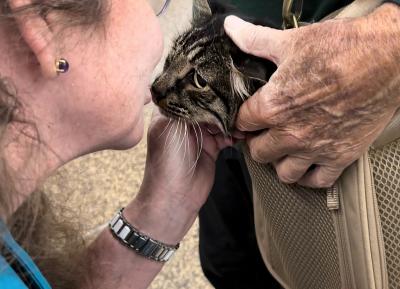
[0,221,52,289]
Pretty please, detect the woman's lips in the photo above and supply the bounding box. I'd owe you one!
[144,89,152,105]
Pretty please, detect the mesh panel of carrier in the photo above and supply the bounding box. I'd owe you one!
[370,139,400,289]
[245,154,341,289]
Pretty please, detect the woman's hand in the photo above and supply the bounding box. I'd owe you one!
[224,3,400,188]
[85,110,239,289]
[124,109,239,244]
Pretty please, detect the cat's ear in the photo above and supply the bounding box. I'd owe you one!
[193,0,213,26]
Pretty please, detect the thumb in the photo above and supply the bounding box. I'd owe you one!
[224,16,289,64]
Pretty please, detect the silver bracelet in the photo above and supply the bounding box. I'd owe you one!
[109,208,180,263]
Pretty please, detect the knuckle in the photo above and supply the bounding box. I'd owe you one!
[254,96,265,117]
[315,179,335,188]
[248,90,266,117]
[236,118,246,131]
[315,172,338,188]
[249,144,266,163]
[293,131,310,148]
[283,132,306,151]
[268,133,281,147]
[277,169,298,184]
[283,135,298,149]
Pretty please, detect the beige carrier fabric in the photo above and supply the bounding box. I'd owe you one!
[247,0,398,288]
[248,143,400,289]
[370,140,400,289]
[246,157,341,289]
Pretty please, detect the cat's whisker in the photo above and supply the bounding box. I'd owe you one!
[177,120,185,152]
[186,123,191,169]
[153,9,274,173]
[164,119,176,151]
[171,120,179,147]
[198,121,204,163]
[187,123,197,177]
[188,120,203,175]
[172,119,182,152]
[196,121,204,149]
[186,122,198,178]
[158,118,172,139]
[176,119,187,155]
[190,124,203,180]
[167,119,180,151]
[182,121,188,163]
[183,122,189,163]
[192,121,200,162]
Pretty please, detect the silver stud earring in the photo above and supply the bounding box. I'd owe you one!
[55,58,69,74]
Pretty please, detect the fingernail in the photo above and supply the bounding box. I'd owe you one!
[224,16,246,34]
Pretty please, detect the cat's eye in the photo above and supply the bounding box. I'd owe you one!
[194,71,208,89]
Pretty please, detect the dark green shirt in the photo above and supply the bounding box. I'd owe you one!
[210,0,397,28]
[385,0,400,5]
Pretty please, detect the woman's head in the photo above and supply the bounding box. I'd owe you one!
[0,1,165,287]
[0,0,164,159]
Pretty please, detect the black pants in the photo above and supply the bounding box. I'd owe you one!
[199,147,281,289]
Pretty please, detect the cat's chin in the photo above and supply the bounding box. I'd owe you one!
[156,107,230,135]
[203,123,221,135]
[201,122,233,137]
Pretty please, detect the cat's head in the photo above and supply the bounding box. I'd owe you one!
[151,0,276,134]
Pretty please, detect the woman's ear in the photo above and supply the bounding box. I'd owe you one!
[9,0,58,78]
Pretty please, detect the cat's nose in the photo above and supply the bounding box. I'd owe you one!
[151,85,166,103]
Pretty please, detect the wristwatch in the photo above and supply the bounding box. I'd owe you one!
[109,208,180,263]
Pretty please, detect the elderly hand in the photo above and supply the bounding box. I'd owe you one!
[142,109,235,210]
[224,3,400,188]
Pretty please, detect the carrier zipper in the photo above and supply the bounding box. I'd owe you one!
[327,185,354,289]
[327,185,339,210]
[366,154,388,289]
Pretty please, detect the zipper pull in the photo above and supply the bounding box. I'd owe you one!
[327,185,340,210]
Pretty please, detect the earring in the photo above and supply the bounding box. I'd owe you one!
[55,58,69,74]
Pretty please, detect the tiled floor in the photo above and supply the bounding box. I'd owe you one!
[45,1,213,288]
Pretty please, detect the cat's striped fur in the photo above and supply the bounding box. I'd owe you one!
[151,1,276,134]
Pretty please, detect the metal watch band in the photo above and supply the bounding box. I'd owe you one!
[109,208,180,263]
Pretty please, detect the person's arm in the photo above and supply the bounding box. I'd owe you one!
[79,111,237,289]
[224,2,400,188]
[82,196,196,289]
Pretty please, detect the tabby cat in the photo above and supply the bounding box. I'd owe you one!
[151,0,277,135]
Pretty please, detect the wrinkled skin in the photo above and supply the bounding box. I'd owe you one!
[225,3,400,188]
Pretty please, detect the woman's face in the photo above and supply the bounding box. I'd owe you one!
[57,0,164,151]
